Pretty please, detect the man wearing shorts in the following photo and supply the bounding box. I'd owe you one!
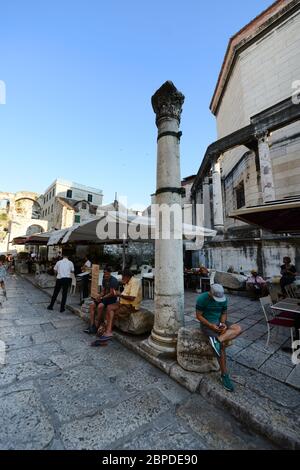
[93,269,142,344]
[84,267,119,335]
[196,284,242,392]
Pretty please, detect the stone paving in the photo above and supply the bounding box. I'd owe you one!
[0,274,277,450]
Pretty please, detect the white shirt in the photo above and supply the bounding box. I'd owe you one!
[82,259,92,276]
[54,258,74,279]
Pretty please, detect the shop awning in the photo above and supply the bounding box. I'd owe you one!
[25,233,50,245]
[12,236,28,245]
[230,198,300,233]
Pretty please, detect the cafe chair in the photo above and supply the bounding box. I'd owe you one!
[70,273,76,295]
[260,296,294,349]
[285,284,300,299]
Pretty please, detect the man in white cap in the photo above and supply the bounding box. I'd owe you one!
[196,283,242,392]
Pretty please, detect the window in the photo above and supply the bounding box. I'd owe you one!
[75,215,81,223]
[88,194,93,202]
[52,188,55,197]
[51,204,53,213]
[66,189,72,198]
[236,181,245,209]
[46,194,48,202]
[82,202,87,209]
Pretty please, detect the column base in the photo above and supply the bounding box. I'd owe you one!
[147,329,178,358]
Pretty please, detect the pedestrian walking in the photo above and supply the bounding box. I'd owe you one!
[47,253,74,313]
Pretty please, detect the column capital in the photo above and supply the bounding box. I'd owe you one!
[151,81,185,126]
[255,128,269,142]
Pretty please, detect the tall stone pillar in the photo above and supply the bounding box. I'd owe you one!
[148,81,185,356]
[202,176,212,229]
[256,131,275,202]
[212,157,224,233]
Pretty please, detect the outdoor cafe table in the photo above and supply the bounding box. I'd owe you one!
[271,298,300,350]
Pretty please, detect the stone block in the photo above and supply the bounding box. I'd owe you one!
[214,271,247,290]
[114,308,154,335]
[177,328,219,373]
[35,274,56,289]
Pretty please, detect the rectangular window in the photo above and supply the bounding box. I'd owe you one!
[66,189,72,198]
[82,202,87,209]
[88,194,93,202]
[52,188,55,197]
[51,204,53,213]
[236,181,245,209]
[75,215,81,223]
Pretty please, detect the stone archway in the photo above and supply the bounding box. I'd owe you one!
[26,224,45,236]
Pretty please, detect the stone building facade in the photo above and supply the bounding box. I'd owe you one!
[191,0,300,277]
[40,179,103,230]
[0,191,48,254]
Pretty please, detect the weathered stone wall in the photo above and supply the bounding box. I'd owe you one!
[202,238,300,278]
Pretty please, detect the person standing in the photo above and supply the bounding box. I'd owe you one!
[80,255,92,303]
[0,259,7,301]
[280,256,297,295]
[47,253,74,313]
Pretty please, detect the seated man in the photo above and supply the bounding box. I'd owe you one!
[84,267,119,334]
[196,284,242,392]
[246,269,268,300]
[92,269,142,345]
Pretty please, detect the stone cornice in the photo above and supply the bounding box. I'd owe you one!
[151,81,185,126]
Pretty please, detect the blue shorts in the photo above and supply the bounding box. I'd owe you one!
[94,297,117,307]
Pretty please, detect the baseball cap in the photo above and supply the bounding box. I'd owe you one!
[210,284,226,302]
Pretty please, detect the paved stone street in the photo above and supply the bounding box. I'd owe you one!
[0,275,277,450]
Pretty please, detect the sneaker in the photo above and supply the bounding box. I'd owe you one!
[47,305,53,311]
[208,336,221,357]
[221,373,235,392]
[84,325,97,335]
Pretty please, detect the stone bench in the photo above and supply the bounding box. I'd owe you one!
[214,271,247,290]
[114,307,154,335]
[35,273,56,289]
[177,327,219,373]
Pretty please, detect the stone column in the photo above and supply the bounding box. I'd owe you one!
[256,131,275,202]
[212,157,224,233]
[202,176,212,229]
[148,81,185,356]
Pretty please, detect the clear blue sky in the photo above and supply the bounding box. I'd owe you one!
[0,0,272,208]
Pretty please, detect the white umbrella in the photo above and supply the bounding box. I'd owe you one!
[60,211,216,244]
